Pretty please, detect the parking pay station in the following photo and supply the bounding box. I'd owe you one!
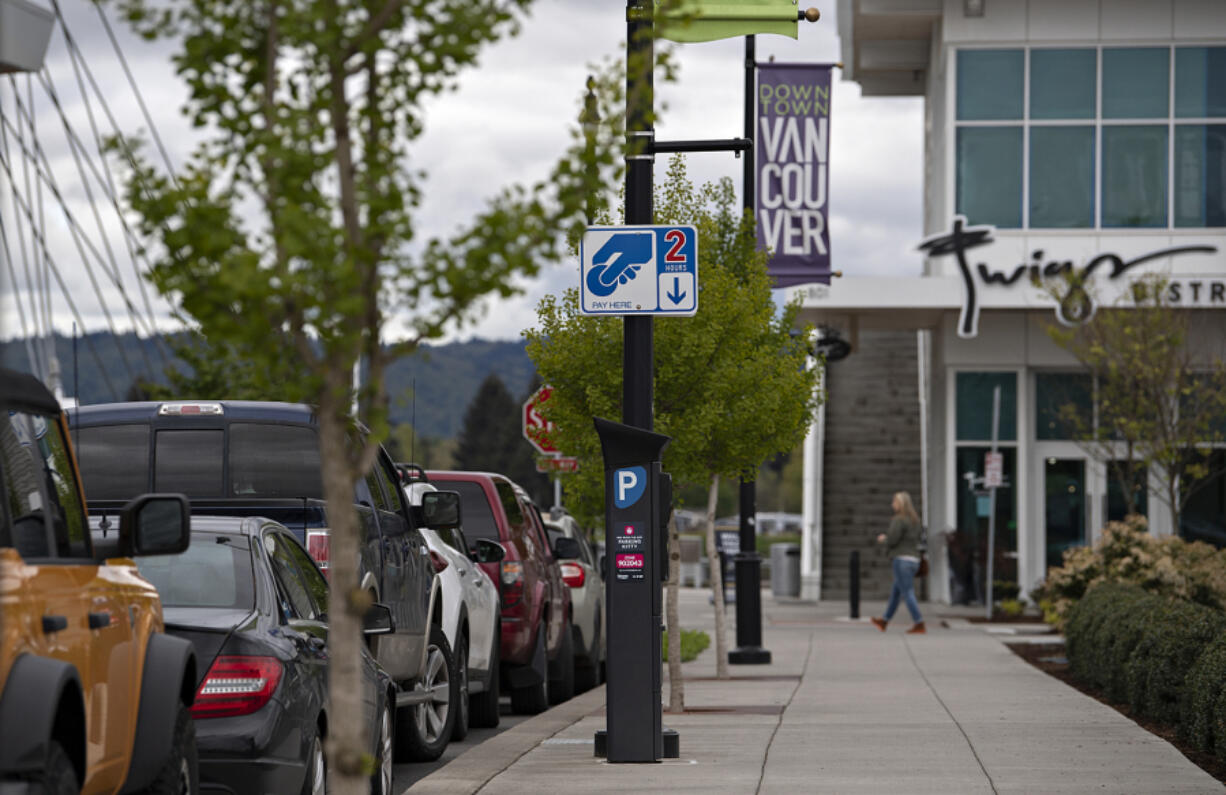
[593,417,676,762]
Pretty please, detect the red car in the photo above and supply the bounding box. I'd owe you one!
[426,471,579,713]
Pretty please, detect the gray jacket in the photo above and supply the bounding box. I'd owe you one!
[885,516,921,558]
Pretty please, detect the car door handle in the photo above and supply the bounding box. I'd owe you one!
[458,567,468,577]
[88,612,112,629]
[42,615,68,634]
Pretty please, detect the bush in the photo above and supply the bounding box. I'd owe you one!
[1123,598,1226,725]
[1183,634,1226,761]
[998,599,1024,617]
[1065,583,1158,697]
[662,629,710,663]
[1035,515,1226,628]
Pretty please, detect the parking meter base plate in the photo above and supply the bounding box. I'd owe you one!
[729,646,773,665]
[595,729,680,760]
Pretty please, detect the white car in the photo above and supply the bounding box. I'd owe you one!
[544,511,605,692]
[404,474,505,738]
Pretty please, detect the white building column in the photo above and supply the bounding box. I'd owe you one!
[800,360,826,601]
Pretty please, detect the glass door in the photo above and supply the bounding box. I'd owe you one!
[1043,456,1089,571]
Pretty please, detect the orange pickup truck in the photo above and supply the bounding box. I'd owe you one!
[0,369,198,794]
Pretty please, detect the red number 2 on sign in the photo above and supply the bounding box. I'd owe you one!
[663,229,686,263]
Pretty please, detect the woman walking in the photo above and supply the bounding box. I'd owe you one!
[871,491,925,634]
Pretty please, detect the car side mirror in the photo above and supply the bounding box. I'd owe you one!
[120,494,191,556]
[363,602,395,635]
[552,536,581,561]
[473,538,505,564]
[421,490,461,529]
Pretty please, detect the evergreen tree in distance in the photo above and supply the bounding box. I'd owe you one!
[453,373,551,506]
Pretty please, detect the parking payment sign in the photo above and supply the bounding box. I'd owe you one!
[613,522,646,582]
[580,226,698,316]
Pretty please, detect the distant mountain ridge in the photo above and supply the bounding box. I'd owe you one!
[1,333,537,439]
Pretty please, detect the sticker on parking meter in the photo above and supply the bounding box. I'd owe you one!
[613,522,646,580]
[613,466,647,508]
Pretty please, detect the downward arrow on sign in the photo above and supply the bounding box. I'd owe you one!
[665,277,686,305]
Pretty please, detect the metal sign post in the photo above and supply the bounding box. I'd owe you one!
[985,385,1001,621]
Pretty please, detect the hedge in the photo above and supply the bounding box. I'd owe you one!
[1065,582,1226,763]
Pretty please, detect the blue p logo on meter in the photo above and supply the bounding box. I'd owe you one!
[580,225,698,316]
[614,466,647,508]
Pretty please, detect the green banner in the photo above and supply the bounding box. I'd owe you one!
[655,0,800,43]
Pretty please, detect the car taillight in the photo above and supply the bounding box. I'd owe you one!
[560,562,585,589]
[429,549,449,573]
[501,560,524,608]
[306,530,330,580]
[191,656,283,719]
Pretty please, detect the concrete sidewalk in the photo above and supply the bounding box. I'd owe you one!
[409,589,1224,794]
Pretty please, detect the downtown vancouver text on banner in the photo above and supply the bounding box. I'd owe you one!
[756,63,832,287]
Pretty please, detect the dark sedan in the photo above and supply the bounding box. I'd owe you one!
[134,516,397,794]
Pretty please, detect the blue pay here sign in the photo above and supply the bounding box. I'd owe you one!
[580,225,698,316]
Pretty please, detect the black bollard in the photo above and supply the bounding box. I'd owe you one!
[849,549,860,619]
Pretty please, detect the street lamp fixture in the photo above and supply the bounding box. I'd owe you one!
[0,0,55,74]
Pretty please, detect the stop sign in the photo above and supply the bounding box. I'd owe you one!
[523,385,559,455]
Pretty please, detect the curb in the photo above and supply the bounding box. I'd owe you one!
[405,685,607,794]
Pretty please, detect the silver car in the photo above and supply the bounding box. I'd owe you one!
[545,511,605,692]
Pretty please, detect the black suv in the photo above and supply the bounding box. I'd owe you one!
[68,400,460,761]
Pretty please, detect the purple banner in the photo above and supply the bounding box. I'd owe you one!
[756,64,832,287]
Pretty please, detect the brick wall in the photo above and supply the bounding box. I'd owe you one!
[821,330,923,600]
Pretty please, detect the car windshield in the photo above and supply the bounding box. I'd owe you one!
[433,480,499,544]
[137,533,255,609]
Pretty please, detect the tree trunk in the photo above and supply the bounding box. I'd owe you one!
[665,512,683,713]
[318,386,371,795]
[703,474,729,679]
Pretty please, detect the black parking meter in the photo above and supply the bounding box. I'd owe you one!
[592,416,676,762]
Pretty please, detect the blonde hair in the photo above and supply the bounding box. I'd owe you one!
[893,491,920,525]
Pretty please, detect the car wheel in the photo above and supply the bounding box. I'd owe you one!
[396,624,454,762]
[450,632,470,742]
[547,618,575,705]
[469,618,501,728]
[509,625,549,715]
[370,700,394,795]
[300,730,324,795]
[141,702,199,794]
[574,624,599,693]
[36,739,78,795]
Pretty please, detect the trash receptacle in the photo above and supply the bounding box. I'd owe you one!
[770,543,801,597]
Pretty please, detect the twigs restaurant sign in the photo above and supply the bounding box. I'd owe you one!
[919,217,1220,338]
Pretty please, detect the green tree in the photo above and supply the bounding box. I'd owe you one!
[1048,275,1226,537]
[454,374,519,471]
[108,1,622,788]
[142,329,309,401]
[525,157,822,703]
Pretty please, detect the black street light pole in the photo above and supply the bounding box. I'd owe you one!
[730,33,771,666]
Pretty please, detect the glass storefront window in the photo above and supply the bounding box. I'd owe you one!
[1175,47,1226,119]
[1103,48,1169,119]
[1044,457,1087,570]
[1031,49,1095,120]
[956,127,1022,228]
[1035,373,1092,440]
[1182,452,1226,548]
[952,446,1018,605]
[1030,126,1095,228]
[956,372,1017,442]
[957,50,1023,121]
[1106,462,1148,523]
[1174,125,1226,228]
[1102,125,1168,227]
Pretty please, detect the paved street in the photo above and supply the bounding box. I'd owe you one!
[408,588,1224,794]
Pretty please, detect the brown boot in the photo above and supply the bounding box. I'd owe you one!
[870,617,888,632]
[906,622,926,634]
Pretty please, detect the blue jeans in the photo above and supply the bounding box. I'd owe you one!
[884,557,922,622]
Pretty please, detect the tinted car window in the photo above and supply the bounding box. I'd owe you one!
[435,480,499,543]
[156,429,224,497]
[229,423,322,498]
[277,534,329,618]
[76,424,150,501]
[374,457,404,514]
[138,533,255,609]
[267,533,319,620]
[1,411,86,558]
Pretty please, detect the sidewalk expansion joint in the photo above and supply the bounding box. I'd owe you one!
[903,635,1000,795]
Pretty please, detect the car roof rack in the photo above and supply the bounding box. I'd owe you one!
[397,463,429,484]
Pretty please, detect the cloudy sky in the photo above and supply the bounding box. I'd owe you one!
[0,0,923,355]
